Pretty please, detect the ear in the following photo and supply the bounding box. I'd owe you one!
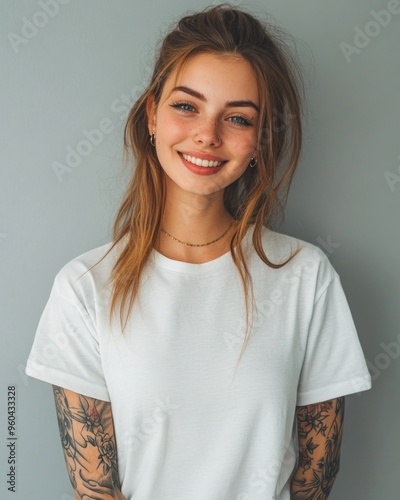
[146,95,157,133]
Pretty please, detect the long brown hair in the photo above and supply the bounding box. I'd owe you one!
[94,3,304,369]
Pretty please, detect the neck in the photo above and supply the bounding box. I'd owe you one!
[156,193,237,263]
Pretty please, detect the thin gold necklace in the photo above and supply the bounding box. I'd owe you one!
[160,220,235,247]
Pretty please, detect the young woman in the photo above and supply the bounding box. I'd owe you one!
[26,4,372,499]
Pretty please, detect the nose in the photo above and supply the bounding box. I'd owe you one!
[193,118,221,147]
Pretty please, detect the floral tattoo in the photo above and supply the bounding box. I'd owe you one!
[291,397,345,499]
[53,386,121,499]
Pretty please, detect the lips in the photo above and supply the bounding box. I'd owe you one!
[182,154,223,168]
[179,152,226,168]
[178,152,225,176]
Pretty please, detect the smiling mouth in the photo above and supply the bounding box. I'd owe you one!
[180,152,225,168]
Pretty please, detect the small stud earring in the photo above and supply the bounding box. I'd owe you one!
[150,133,156,147]
[249,157,257,168]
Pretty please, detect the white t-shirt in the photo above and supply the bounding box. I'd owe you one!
[25,225,372,500]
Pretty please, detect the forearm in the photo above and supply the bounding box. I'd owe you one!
[114,491,127,500]
[74,490,126,500]
[74,492,126,500]
[74,474,125,500]
[52,386,125,500]
[67,439,126,500]
[67,445,126,500]
[291,397,345,500]
[290,466,334,499]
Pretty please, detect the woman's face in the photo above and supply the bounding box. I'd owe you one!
[147,52,260,201]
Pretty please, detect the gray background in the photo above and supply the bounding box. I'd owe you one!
[1,1,399,499]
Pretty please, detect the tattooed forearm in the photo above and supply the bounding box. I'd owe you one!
[290,397,345,500]
[52,385,125,500]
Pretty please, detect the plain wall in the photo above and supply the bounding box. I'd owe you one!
[1,1,399,498]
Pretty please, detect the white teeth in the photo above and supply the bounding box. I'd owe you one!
[182,153,223,168]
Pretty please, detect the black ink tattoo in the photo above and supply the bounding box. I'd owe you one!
[53,386,122,499]
[291,397,345,500]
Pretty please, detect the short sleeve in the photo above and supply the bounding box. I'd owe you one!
[296,271,372,406]
[25,270,110,402]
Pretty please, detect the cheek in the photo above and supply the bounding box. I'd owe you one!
[230,134,257,159]
[158,114,190,141]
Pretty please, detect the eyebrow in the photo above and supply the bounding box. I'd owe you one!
[171,86,259,113]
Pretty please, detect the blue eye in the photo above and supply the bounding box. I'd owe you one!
[169,101,253,127]
[170,102,196,113]
[229,116,252,127]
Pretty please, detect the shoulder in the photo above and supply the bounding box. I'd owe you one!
[255,226,338,294]
[52,239,124,302]
[259,226,327,262]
